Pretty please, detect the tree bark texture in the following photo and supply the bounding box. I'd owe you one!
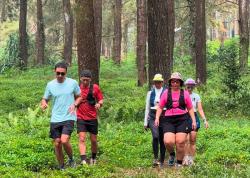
[187,0,196,64]
[113,0,122,64]
[75,0,99,84]
[36,0,45,65]
[136,0,147,86]
[195,0,206,84]
[147,0,174,86]
[1,0,6,22]
[122,20,129,59]
[94,0,102,69]
[19,0,28,68]
[63,0,73,65]
[239,0,249,72]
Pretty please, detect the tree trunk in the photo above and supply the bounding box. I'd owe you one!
[122,20,129,59]
[36,0,45,65]
[1,0,6,22]
[239,0,249,72]
[167,0,175,75]
[63,0,73,65]
[94,0,102,69]
[75,0,99,84]
[195,0,206,84]
[187,0,196,64]
[136,0,147,86]
[113,0,122,64]
[19,0,28,69]
[148,0,174,86]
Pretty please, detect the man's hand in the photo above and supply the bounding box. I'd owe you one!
[95,103,101,110]
[68,104,76,114]
[41,99,48,111]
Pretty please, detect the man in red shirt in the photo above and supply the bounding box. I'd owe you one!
[76,70,104,165]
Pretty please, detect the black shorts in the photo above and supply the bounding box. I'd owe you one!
[77,119,98,135]
[160,114,191,134]
[49,120,75,139]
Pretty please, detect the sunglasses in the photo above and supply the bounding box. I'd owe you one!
[171,80,180,83]
[56,72,66,76]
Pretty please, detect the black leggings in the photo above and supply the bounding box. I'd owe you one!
[148,118,166,163]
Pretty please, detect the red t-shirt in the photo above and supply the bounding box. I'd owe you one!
[77,84,103,120]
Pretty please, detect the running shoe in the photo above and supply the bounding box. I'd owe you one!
[168,155,175,166]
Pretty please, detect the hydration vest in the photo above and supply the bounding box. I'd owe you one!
[165,89,186,110]
[149,87,165,107]
[87,84,96,106]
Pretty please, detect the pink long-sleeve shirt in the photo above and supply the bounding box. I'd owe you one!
[159,89,193,116]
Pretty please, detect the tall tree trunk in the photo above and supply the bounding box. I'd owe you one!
[113,0,122,64]
[63,0,73,65]
[36,0,45,65]
[1,0,6,22]
[148,0,174,86]
[75,0,99,84]
[136,0,147,86]
[122,20,129,59]
[195,0,206,84]
[19,0,28,69]
[239,0,249,72]
[167,0,175,75]
[187,0,196,64]
[94,0,102,69]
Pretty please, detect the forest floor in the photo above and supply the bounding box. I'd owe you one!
[0,58,249,177]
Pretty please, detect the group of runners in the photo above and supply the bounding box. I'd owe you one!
[41,62,103,170]
[144,72,209,168]
[41,61,208,170]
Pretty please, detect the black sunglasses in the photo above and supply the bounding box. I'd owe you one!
[56,72,66,76]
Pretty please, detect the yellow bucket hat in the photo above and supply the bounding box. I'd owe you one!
[153,74,164,82]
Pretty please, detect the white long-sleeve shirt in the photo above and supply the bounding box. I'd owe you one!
[144,87,163,126]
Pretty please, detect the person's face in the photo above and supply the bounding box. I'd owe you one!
[154,81,163,89]
[55,67,67,83]
[171,79,181,89]
[186,84,195,92]
[80,77,91,87]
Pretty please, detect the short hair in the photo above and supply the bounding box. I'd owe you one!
[54,62,68,71]
[80,70,92,78]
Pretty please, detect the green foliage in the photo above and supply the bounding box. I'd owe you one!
[0,32,19,73]
[207,40,221,62]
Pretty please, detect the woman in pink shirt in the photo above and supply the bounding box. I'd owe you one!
[155,72,196,167]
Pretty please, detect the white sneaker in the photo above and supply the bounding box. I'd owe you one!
[182,155,189,166]
[188,156,194,165]
[80,160,87,165]
[90,158,96,165]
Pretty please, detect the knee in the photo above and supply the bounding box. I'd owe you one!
[54,139,61,147]
[164,139,175,146]
[91,138,97,145]
[61,138,69,145]
[176,140,186,147]
[79,136,86,143]
[189,137,196,145]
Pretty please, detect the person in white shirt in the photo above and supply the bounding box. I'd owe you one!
[183,78,209,166]
[144,74,166,168]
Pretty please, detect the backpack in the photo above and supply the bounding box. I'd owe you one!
[86,84,96,106]
[165,89,186,110]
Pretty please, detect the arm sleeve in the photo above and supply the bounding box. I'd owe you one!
[43,84,52,100]
[196,94,201,102]
[144,91,151,126]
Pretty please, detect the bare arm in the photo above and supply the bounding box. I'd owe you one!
[188,107,197,130]
[95,99,104,109]
[154,107,163,127]
[197,101,209,128]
